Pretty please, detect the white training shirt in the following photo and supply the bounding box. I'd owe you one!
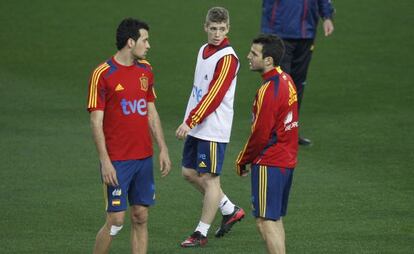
[183,44,239,143]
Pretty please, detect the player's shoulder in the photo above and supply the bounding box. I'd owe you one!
[261,72,284,98]
[136,59,153,71]
[259,80,274,97]
[91,60,111,77]
[225,52,239,62]
[218,45,239,63]
[275,68,296,100]
[275,66,290,79]
[274,67,292,86]
[93,60,110,70]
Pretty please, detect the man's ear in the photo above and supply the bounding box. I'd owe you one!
[127,38,135,48]
[264,56,274,66]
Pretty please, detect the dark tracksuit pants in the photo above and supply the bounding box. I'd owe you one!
[279,39,314,112]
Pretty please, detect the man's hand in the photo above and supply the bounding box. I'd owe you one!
[159,149,171,177]
[175,123,191,140]
[101,161,119,187]
[323,19,334,36]
[236,163,249,177]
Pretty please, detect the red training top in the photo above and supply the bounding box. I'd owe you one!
[87,57,155,161]
[237,67,299,169]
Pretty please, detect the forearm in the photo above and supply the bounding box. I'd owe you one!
[148,104,168,152]
[90,112,111,165]
[150,117,168,151]
[237,135,268,165]
[318,0,335,19]
[236,133,268,176]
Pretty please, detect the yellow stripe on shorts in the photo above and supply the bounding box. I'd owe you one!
[259,166,267,217]
[210,142,217,173]
[103,183,108,211]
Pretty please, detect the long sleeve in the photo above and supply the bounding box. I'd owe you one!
[185,54,238,128]
[318,0,334,19]
[236,82,277,166]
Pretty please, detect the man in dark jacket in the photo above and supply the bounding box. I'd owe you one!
[261,0,335,146]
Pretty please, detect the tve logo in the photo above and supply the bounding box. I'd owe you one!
[120,98,147,116]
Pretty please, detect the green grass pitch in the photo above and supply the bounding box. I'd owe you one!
[0,0,413,253]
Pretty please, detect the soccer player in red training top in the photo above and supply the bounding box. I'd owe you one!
[176,7,245,247]
[236,34,299,254]
[87,18,171,254]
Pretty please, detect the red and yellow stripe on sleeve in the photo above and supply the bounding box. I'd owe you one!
[251,81,271,132]
[236,81,271,166]
[189,55,233,128]
[88,63,109,109]
[137,59,153,70]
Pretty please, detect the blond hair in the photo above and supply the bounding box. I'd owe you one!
[205,7,230,25]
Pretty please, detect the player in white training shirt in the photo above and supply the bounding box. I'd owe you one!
[176,6,245,248]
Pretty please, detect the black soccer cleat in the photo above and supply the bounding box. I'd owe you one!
[299,136,312,146]
[215,206,245,238]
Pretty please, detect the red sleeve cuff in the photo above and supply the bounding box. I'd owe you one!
[87,107,104,112]
[185,118,195,129]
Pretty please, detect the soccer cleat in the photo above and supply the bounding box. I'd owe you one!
[299,136,312,146]
[180,231,208,248]
[215,206,245,238]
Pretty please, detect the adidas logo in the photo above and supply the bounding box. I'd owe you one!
[198,161,207,168]
[112,188,122,197]
[115,83,124,91]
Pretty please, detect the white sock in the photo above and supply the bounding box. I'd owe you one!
[195,221,210,237]
[219,195,235,215]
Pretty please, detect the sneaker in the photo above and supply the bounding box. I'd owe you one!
[299,136,312,146]
[215,206,245,238]
[180,231,208,248]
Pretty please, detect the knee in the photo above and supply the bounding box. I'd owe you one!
[200,174,219,188]
[107,213,125,228]
[106,216,125,236]
[109,224,123,236]
[131,209,148,225]
[182,167,196,182]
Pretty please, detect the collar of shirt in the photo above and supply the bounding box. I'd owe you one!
[111,56,136,69]
[262,67,280,82]
[203,37,230,58]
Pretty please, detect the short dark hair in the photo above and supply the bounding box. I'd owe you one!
[252,34,285,66]
[116,18,149,50]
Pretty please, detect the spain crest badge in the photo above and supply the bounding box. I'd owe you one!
[140,76,148,91]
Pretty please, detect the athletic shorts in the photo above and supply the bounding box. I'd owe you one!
[182,135,227,175]
[103,157,155,212]
[251,164,294,220]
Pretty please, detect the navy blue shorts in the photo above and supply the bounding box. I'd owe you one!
[182,135,227,175]
[251,165,294,220]
[103,157,155,212]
